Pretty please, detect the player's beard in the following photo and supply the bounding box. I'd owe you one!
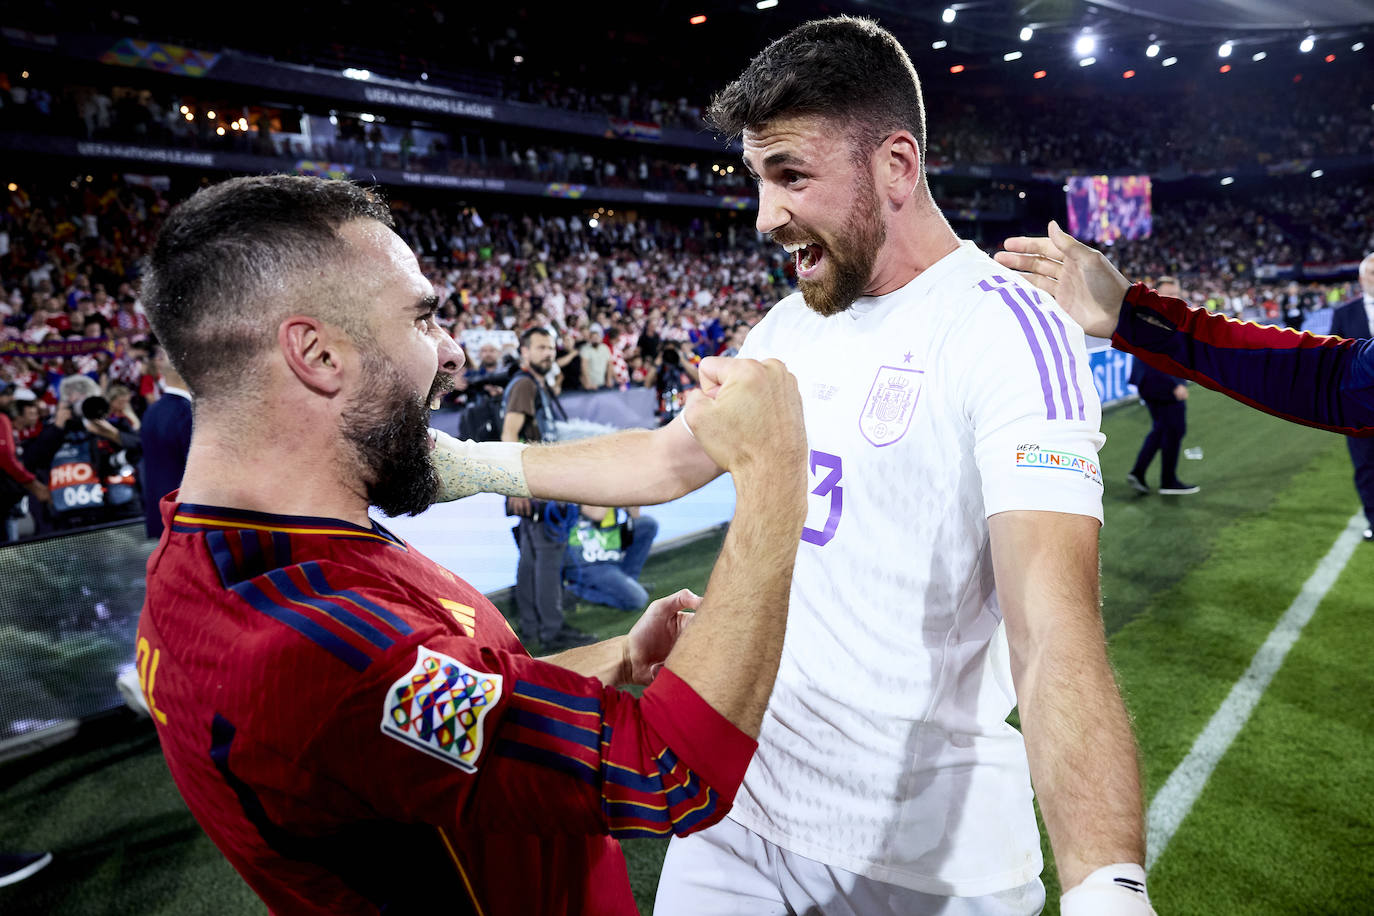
[342,345,454,518]
[792,171,887,318]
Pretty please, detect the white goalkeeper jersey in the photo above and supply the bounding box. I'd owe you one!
[728,241,1106,895]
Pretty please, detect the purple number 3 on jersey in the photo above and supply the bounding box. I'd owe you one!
[801,450,842,546]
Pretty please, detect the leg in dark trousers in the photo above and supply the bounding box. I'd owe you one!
[1132,400,1186,484]
[1155,400,1188,488]
[1346,436,1374,527]
[514,518,567,646]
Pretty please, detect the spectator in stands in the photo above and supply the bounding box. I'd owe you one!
[719,321,751,358]
[0,383,51,539]
[502,327,592,651]
[1329,254,1374,539]
[563,506,659,611]
[139,343,193,539]
[578,326,613,390]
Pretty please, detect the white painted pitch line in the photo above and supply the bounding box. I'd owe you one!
[1145,511,1368,871]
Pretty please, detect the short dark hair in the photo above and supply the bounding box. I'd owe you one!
[707,16,926,168]
[142,175,392,401]
[520,327,552,350]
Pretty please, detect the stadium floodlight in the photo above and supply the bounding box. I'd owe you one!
[1300,35,1315,53]
[932,40,948,49]
[207,110,216,120]
[1018,191,1026,198]
[1146,43,1160,58]
[360,113,376,122]
[689,14,707,25]
[1253,51,1267,61]
[1021,27,1033,42]
[342,68,371,80]
[513,55,524,64]
[420,72,428,80]
[1079,56,1096,67]
[1311,169,1324,178]
[588,218,599,228]
[1162,56,1178,67]
[942,8,957,24]
[1075,35,1096,56]
[1004,51,1023,61]
[1220,176,1235,185]
[756,0,779,8]
[1354,42,1366,52]
[1218,42,1233,58]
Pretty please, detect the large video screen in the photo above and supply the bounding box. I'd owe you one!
[1065,175,1153,244]
[0,522,153,743]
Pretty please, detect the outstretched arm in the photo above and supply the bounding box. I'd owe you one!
[990,509,1156,914]
[995,221,1374,436]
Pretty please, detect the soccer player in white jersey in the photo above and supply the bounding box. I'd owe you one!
[434,15,1158,916]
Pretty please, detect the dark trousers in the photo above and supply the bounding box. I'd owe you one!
[514,517,568,645]
[1347,436,1374,524]
[1132,399,1187,486]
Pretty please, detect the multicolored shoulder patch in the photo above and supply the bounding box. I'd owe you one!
[380,646,502,772]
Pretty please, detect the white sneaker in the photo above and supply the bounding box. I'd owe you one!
[1125,473,1150,494]
[115,665,150,717]
[1159,482,1200,495]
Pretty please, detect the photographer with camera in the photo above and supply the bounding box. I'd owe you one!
[502,326,592,652]
[43,375,142,528]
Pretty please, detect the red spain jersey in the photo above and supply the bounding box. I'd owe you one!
[134,497,755,915]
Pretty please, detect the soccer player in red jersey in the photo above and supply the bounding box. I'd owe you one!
[133,175,808,915]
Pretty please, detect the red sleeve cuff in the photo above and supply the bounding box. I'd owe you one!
[637,668,757,804]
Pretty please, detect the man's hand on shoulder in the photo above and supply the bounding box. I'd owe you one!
[994,220,1131,338]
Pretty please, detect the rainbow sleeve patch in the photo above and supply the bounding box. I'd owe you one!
[1014,447,1103,485]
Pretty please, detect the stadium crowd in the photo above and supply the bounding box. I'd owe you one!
[1,166,1367,540]
[5,66,1372,180]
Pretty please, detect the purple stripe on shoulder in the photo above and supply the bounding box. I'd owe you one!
[979,279,1056,419]
[1047,309,1087,420]
[1015,287,1074,420]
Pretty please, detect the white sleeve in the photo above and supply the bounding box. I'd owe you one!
[961,284,1105,523]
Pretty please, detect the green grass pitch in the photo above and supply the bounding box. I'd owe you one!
[2,387,1369,914]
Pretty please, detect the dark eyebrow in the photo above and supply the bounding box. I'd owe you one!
[762,152,806,171]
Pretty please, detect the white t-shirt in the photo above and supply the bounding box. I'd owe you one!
[728,242,1105,895]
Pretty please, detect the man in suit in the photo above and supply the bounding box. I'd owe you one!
[1126,277,1199,495]
[1329,254,1374,540]
[139,341,193,539]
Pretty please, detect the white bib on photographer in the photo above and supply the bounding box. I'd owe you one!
[686,242,1106,897]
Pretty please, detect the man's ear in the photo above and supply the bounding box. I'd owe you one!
[279,316,348,396]
[881,131,923,206]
